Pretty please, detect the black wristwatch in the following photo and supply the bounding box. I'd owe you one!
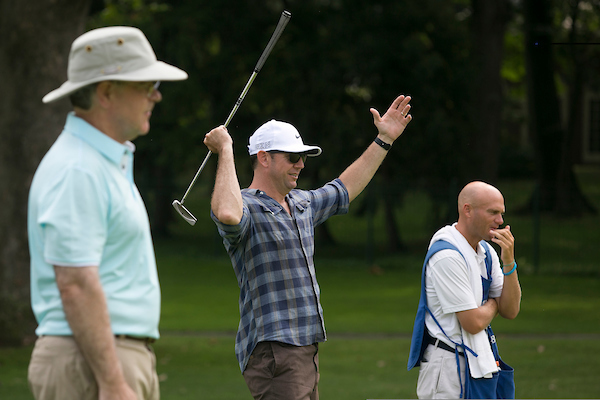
[374,137,392,151]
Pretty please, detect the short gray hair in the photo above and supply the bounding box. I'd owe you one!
[69,83,99,110]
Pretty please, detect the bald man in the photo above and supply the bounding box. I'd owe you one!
[407,181,521,399]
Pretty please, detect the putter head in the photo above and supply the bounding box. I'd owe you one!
[172,200,197,226]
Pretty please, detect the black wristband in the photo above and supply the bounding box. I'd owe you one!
[374,137,392,151]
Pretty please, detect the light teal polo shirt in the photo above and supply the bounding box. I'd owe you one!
[28,113,160,338]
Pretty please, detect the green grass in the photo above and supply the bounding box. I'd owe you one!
[0,346,32,400]
[5,336,600,399]
[154,336,248,399]
[2,172,600,399]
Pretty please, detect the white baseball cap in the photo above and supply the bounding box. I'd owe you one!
[248,120,322,156]
[43,26,188,103]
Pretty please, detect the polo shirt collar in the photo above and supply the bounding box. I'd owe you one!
[64,112,135,166]
[64,113,136,184]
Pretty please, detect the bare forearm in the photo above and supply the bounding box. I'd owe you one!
[55,267,127,390]
[339,95,412,201]
[496,269,521,319]
[211,145,243,224]
[339,139,389,202]
[492,227,521,319]
[457,298,498,335]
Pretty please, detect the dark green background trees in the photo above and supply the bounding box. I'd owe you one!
[92,0,494,235]
[1,0,598,345]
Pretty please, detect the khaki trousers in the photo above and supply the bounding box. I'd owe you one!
[417,344,466,399]
[243,341,320,400]
[28,335,159,400]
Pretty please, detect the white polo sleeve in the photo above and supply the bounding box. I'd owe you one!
[428,249,479,314]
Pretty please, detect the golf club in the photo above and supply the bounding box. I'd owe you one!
[173,10,292,226]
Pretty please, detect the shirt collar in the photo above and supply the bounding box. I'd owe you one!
[64,112,135,166]
[475,242,487,260]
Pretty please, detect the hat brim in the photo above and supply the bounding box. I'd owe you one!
[42,61,188,103]
[260,145,322,157]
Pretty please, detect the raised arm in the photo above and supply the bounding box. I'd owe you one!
[205,126,244,225]
[339,95,413,202]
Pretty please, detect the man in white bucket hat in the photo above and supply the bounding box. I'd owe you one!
[204,94,413,399]
[27,26,187,400]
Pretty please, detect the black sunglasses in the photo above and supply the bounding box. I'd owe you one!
[269,151,308,164]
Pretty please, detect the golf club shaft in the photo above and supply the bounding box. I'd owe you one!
[178,10,291,205]
[179,70,259,203]
[179,150,212,204]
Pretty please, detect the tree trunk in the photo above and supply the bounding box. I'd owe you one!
[555,1,597,216]
[523,0,564,211]
[382,192,404,253]
[0,0,91,346]
[470,0,511,183]
[556,60,596,215]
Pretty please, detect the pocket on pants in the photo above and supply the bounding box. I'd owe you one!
[416,350,461,399]
[435,356,461,397]
[417,355,439,398]
[28,336,96,399]
[245,342,276,378]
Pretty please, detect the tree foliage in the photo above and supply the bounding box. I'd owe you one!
[89,0,485,237]
[2,0,598,345]
[522,0,599,215]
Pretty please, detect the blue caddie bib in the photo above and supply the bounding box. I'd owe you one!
[407,240,515,399]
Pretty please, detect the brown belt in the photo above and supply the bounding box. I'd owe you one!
[115,335,156,344]
[39,334,156,345]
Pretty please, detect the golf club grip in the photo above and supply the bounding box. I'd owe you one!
[222,11,290,128]
[254,10,291,73]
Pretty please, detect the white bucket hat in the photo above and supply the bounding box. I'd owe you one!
[43,26,188,103]
[248,120,322,156]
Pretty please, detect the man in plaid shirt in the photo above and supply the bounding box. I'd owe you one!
[206,95,413,400]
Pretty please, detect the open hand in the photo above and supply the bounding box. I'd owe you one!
[370,95,413,143]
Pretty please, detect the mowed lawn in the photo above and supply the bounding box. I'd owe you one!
[4,256,599,399]
[2,173,600,399]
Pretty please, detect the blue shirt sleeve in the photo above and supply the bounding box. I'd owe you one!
[38,166,108,266]
[210,205,251,248]
[306,178,350,226]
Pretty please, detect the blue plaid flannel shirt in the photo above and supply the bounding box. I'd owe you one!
[211,179,350,372]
